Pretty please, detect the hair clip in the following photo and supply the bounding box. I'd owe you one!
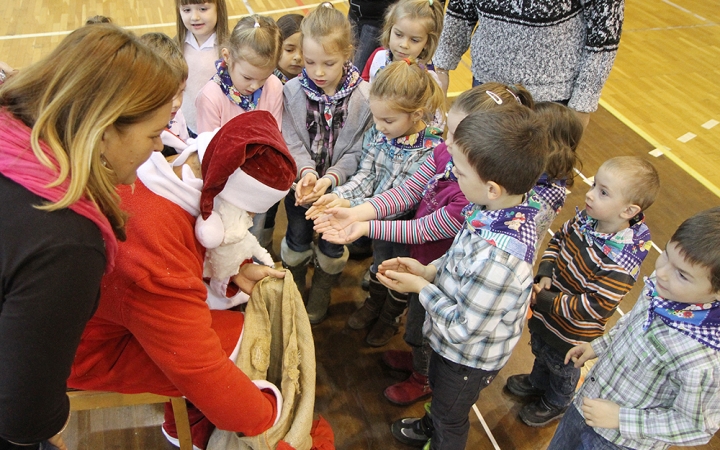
[404,58,412,65]
[320,2,334,8]
[506,86,522,105]
[253,16,260,28]
[485,90,503,105]
[429,0,433,5]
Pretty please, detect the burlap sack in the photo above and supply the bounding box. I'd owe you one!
[208,270,316,450]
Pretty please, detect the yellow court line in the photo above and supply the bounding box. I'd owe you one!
[599,99,720,198]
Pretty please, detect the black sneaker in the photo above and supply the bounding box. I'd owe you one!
[391,417,432,447]
[506,374,545,398]
[519,398,568,427]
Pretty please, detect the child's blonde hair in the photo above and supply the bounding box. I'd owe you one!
[224,15,282,69]
[370,59,445,122]
[379,0,444,62]
[600,156,660,211]
[140,32,189,83]
[0,24,178,240]
[301,4,354,61]
[175,0,229,54]
[535,102,582,187]
[453,82,534,115]
[85,15,112,25]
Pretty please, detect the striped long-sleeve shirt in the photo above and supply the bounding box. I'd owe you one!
[366,143,468,264]
[529,210,652,354]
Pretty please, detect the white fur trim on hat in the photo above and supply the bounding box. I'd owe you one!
[252,380,283,427]
[195,211,225,249]
[218,169,291,214]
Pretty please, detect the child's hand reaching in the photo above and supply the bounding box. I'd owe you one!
[313,206,360,234]
[376,257,436,293]
[295,174,332,205]
[564,342,597,368]
[581,397,620,429]
[305,194,350,220]
[320,221,369,244]
[531,276,552,306]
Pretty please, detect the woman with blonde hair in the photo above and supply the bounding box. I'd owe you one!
[0,24,178,450]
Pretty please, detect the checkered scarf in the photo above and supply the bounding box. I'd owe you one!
[576,208,652,279]
[531,173,567,214]
[299,61,361,176]
[462,194,540,264]
[212,59,262,112]
[643,276,720,352]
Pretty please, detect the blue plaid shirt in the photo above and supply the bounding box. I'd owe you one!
[419,225,534,370]
[576,274,720,449]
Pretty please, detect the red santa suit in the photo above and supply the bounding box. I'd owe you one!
[69,111,296,438]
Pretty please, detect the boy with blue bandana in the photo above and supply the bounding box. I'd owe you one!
[549,207,720,450]
[376,104,548,450]
[506,156,660,427]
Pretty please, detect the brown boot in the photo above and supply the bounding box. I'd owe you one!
[366,290,408,347]
[347,271,387,330]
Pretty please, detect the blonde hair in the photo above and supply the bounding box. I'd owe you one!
[175,0,229,56]
[379,0,444,62]
[534,102,582,187]
[0,24,179,240]
[301,4,354,60]
[600,156,660,211]
[140,32,189,82]
[224,15,282,69]
[85,15,112,25]
[370,59,445,122]
[453,82,534,115]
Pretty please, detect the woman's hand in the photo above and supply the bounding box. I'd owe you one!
[231,263,285,295]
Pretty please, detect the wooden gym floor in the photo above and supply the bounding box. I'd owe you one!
[1,0,718,448]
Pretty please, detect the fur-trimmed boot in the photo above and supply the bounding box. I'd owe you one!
[366,289,408,347]
[306,246,349,324]
[347,271,388,329]
[280,237,313,298]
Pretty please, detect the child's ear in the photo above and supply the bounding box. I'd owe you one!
[411,109,424,124]
[221,48,230,61]
[620,204,642,220]
[487,181,503,200]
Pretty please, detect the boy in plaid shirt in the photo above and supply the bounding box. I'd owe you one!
[549,207,720,450]
[376,104,548,449]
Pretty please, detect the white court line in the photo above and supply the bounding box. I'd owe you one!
[0,0,344,41]
[473,404,502,450]
[702,119,719,130]
[677,132,696,143]
[660,0,708,21]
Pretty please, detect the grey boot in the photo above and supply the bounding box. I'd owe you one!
[306,246,349,324]
[366,289,408,347]
[280,237,313,297]
[347,271,388,330]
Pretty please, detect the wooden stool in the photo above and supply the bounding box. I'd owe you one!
[67,390,192,450]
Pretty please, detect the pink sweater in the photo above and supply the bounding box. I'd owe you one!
[195,75,284,133]
[182,34,220,133]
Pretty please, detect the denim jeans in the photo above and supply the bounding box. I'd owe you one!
[351,23,382,71]
[404,293,431,375]
[264,201,280,229]
[283,193,344,258]
[427,350,499,450]
[527,331,581,408]
[548,404,630,450]
[370,239,409,274]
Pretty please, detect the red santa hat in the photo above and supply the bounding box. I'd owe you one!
[195,111,296,249]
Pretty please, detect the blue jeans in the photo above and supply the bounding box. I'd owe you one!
[283,193,344,258]
[427,351,499,450]
[548,404,630,450]
[527,331,581,408]
[404,293,431,375]
[370,239,409,274]
[351,23,382,71]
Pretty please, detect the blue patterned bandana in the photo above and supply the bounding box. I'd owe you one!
[273,68,290,85]
[576,208,652,279]
[212,59,262,112]
[532,173,567,214]
[643,276,720,351]
[462,195,540,264]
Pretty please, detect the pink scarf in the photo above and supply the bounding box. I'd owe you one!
[0,109,117,271]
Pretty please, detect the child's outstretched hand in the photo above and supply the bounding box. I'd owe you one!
[531,276,552,306]
[377,269,429,294]
[320,221,369,244]
[306,194,350,220]
[581,398,620,429]
[313,206,360,233]
[295,173,317,205]
[565,342,597,368]
[300,177,332,205]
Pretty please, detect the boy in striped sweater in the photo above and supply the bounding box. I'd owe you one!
[506,156,660,427]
